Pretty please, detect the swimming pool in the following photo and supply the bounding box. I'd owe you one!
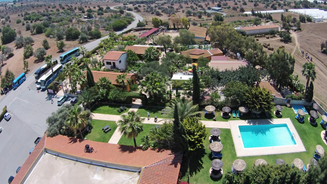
[239,124,296,148]
[292,105,308,114]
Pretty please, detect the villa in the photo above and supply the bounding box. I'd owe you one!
[12,135,182,184]
[188,26,210,42]
[103,51,127,71]
[181,48,223,61]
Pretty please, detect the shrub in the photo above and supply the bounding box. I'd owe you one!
[0,106,7,121]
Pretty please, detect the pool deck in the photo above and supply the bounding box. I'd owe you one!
[230,118,306,157]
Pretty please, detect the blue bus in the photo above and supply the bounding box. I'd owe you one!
[59,47,80,64]
[13,73,26,90]
[34,60,58,80]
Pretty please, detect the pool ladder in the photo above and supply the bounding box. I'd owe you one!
[292,132,295,139]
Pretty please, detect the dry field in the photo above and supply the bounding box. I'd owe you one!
[0,1,120,78]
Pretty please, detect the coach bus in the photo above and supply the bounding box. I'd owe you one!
[59,47,80,64]
[34,60,58,80]
[13,73,26,90]
[36,64,62,90]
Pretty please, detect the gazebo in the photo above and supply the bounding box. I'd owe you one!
[209,128,221,142]
[254,159,268,166]
[295,109,306,123]
[309,110,319,125]
[221,106,231,119]
[210,159,224,178]
[232,159,246,174]
[275,105,283,118]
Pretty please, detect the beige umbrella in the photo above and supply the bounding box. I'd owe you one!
[255,159,268,166]
[211,159,224,170]
[276,105,283,111]
[310,158,318,166]
[205,105,216,112]
[316,145,325,156]
[313,103,319,111]
[310,110,319,119]
[252,109,262,114]
[239,106,249,114]
[233,159,247,172]
[292,158,304,170]
[209,142,223,152]
[222,106,231,113]
[322,115,327,122]
[298,109,306,116]
[210,128,221,136]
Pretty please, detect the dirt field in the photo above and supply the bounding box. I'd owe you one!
[1,1,120,78]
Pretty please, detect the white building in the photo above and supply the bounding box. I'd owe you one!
[171,72,193,81]
[240,25,280,35]
[103,51,127,71]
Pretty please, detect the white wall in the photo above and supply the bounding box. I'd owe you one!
[244,27,279,35]
[103,53,127,71]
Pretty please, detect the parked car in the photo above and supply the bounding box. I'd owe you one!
[57,95,68,106]
[29,147,34,154]
[8,176,14,184]
[34,137,42,145]
[4,112,11,121]
[16,166,21,173]
[70,97,78,105]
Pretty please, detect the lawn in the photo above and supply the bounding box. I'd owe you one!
[180,107,327,183]
[91,104,130,115]
[85,120,117,143]
[137,106,168,119]
[118,124,158,146]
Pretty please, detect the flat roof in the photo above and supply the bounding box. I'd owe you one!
[229,118,306,157]
[241,25,280,31]
[24,153,140,184]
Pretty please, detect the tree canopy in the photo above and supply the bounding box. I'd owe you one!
[2,26,16,44]
[174,29,196,46]
[245,86,273,112]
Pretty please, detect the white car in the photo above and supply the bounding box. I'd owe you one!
[4,112,11,121]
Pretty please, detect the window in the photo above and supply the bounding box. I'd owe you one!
[106,62,111,65]
[119,60,121,64]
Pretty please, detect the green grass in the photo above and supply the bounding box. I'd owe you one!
[91,104,130,115]
[137,106,168,118]
[118,124,158,146]
[85,120,117,143]
[180,107,327,183]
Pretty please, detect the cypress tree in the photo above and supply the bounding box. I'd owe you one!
[192,65,200,105]
[86,64,95,88]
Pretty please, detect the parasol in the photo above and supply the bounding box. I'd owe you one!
[255,159,268,166]
[232,159,247,172]
[205,105,216,112]
[297,109,306,116]
[211,159,224,170]
[292,158,304,170]
[316,145,325,156]
[276,159,285,165]
[313,103,319,111]
[210,128,221,136]
[209,142,223,152]
[310,110,319,119]
[239,106,249,114]
[222,106,231,113]
[276,105,283,111]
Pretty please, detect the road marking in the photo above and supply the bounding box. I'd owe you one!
[8,97,29,107]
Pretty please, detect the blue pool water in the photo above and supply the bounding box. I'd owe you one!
[292,105,308,114]
[239,124,296,148]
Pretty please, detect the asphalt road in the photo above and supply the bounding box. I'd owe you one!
[0,9,143,183]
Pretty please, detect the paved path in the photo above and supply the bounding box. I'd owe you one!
[93,112,231,144]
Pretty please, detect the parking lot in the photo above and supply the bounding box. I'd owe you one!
[0,74,62,183]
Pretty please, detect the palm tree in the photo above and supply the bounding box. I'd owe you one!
[63,63,79,93]
[65,105,92,139]
[118,111,144,147]
[45,55,53,73]
[166,98,199,122]
[115,74,127,90]
[96,77,113,101]
[79,87,99,109]
[302,62,316,94]
[140,72,168,101]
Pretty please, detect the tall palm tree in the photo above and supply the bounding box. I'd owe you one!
[65,105,92,139]
[63,63,79,93]
[140,72,168,101]
[302,62,316,93]
[166,98,199,122]
[118,111,144,147]
[45,55,53,73]
[115,74,127,90]
[79,87,98,109]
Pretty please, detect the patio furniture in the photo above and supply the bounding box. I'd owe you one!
[286,98,291,108]
[309,110,319,125]
[238,106,249,116]
[102,125,111,133]
[292,158,304,170]
[265,111,271,118]
[232,110,236,118]
[254,159,268,166]
[314,154,321,160]
[315,145,325,156]
[236,110,240,118]
[232,159,247,173]
[276,159,286,165]
[210,159,224,178]
[212,152,223,159]
[252,110,261,118]
[222,106,231,119]
[320,115,327,128]
[84,144,94,153]
[275,110,282,118]
[120,106,125,111]
[303,165,307,172]
[296,109,306,123]
[117,109,122,113]
[276,105,283,111]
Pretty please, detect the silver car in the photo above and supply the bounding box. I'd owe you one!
[4,112,11,121]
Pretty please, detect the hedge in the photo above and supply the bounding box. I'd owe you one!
[0,106,7,121]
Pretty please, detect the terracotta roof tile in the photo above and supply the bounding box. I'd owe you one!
[209,48,223,56]
[103,51,126,61]
[91,71,135,85]
[259,81,283,98]
[181,48,223,60]
[139,28,159,38]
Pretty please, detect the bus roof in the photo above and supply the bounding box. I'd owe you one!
[59,47,79,58]
[34,64,48,75]
[39,64,62,81]
[13,73,25,83]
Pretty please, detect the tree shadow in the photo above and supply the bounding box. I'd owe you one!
[118,144,140,153]
[180,148,206,180]
[68,137,84,144]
